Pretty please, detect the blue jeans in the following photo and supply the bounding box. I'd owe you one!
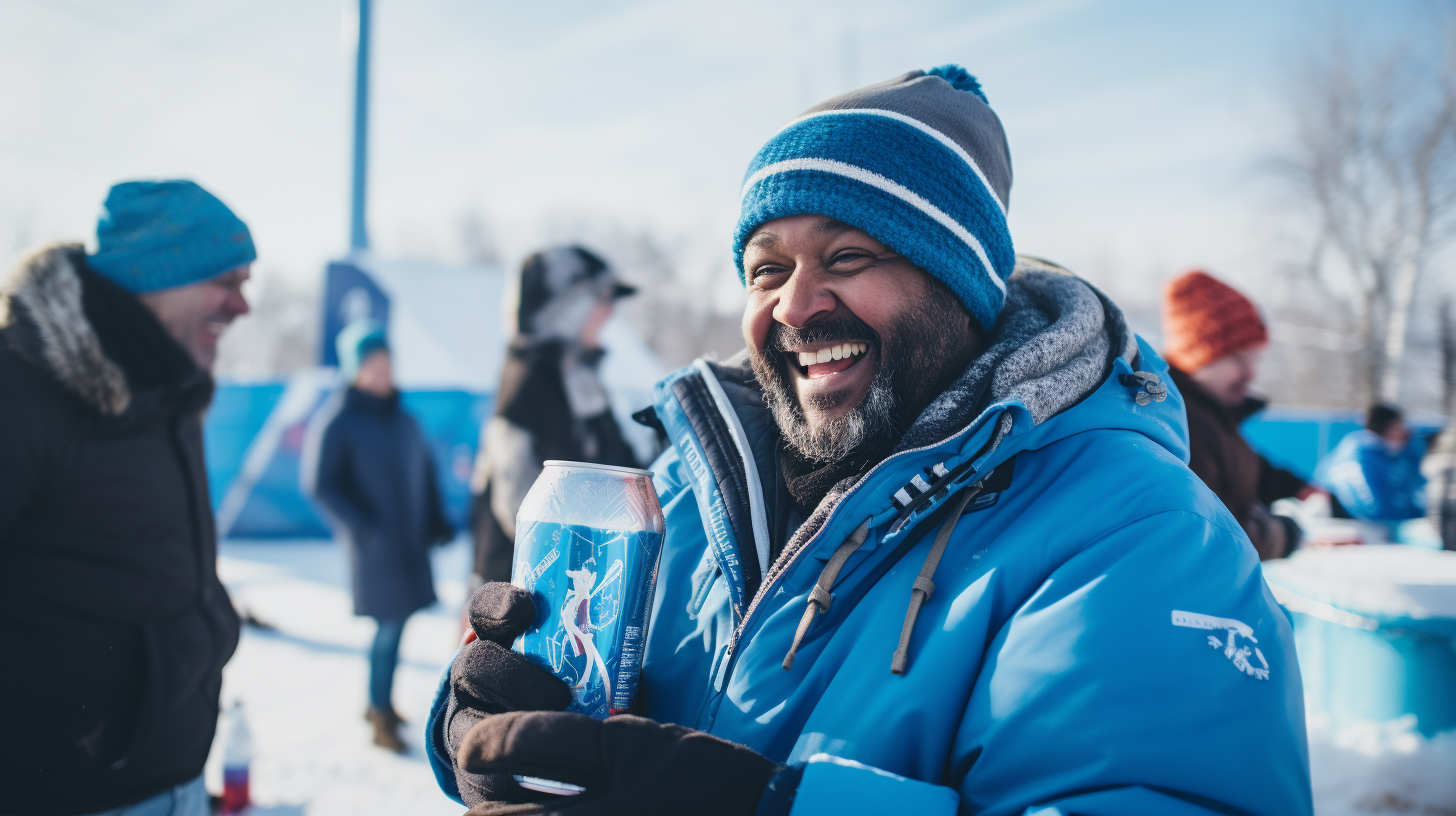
[370,616,408,711]
[83,775,208,816]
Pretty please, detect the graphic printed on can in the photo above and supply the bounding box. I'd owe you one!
[511,462,665,719]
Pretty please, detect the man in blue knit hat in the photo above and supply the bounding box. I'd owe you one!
[431,69,1312,816]
[0,180,252,815]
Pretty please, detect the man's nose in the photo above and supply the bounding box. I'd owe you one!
[226,289,251,318]
[772,267,837,329]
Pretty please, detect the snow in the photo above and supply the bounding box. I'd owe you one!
[1263,545,1456,620]
[207,538,1456,816]
[205,539,470,816]
[1308,713,1456,816]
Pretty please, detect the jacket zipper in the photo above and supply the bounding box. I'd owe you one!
[710,411,1000,693]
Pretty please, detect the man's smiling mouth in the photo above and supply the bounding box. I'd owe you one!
[789,342,869,379]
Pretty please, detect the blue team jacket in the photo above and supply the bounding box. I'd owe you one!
[430,335,1311,816]
[1316,429,1427,522]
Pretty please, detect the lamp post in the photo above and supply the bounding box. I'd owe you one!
[349,0,371,252]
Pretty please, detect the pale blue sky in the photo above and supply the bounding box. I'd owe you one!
[0,0,1421,316]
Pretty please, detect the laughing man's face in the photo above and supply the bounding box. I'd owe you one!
[742,214,978,462]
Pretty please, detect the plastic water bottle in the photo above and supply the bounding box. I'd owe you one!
[220,701,251,814]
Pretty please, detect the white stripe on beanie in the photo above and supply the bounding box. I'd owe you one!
[740,157,1006,294]
[779,108,1008,214]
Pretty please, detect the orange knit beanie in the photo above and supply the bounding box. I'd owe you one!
[1161,270,1268,373]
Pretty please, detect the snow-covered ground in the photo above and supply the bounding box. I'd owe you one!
[1309,713,1456,816]
[209,538,1456,816]
[206,539,470,816]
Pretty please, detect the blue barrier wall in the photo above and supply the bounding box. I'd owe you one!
[206,382,287,511]
[207,386,1440,540]
[206,380,492,539]
[1242,410,1442,482]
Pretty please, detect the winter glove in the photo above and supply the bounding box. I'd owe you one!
[456,710,787,816]
[446,583,574,807]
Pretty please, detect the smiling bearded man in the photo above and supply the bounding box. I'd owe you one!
[746,219,982,508]
[429,66,1313,816]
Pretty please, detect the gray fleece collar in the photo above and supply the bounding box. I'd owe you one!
[0,243,131,416]
[896,256,1134,452]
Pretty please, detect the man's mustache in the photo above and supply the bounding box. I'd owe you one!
[768,313,879,355]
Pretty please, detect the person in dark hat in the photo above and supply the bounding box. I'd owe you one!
[467,246,639,592]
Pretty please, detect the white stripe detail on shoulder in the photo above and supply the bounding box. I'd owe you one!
[741,157,1005,294]
[692,359,771,579]
[779,108,1006,214]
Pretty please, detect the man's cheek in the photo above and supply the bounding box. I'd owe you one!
[742,299,776,354]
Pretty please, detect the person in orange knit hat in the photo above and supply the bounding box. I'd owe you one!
[1163,270,1312,560]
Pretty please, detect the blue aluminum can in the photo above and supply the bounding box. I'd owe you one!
[511,460,666,719]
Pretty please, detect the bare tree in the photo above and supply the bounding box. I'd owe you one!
[1278,10,1456,404]
[1441,296,1456,415]
[214,268,321,379]
[457,208,502,267]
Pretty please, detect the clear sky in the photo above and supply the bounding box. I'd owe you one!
[0,0,1421,319]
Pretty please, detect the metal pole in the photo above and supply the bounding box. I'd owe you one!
[349,0,371,251]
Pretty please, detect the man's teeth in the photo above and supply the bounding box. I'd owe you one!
[796,343,867,367]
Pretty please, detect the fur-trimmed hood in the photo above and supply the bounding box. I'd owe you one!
[1,243,132,416]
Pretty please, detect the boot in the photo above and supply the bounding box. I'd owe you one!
[363,704,407,725]
[366,705,406,753]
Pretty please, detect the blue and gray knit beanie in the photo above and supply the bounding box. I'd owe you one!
[336,319,390,381]
[88,180,256,294]
[735,65,1014,332]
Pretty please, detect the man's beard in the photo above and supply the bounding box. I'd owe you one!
[750,290,973,465]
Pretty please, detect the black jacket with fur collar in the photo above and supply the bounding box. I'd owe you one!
[0,244,240,814]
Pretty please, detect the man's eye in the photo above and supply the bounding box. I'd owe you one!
[751,265,786,281]
[829,251,871,267]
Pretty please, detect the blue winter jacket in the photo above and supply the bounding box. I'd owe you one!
[429,262,1311,816]
[1316,429,1427,522]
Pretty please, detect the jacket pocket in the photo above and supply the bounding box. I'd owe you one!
[112,606,219,772]
[111,623,165,771]
[687,549,722,619]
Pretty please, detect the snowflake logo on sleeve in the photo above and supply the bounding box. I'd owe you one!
[1171,610,1271,681]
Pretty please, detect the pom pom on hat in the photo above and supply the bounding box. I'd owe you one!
[336,318,389,381]
[926,64,988,103]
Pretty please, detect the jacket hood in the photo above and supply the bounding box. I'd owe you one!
[1,243,131,416]
[1,242,211,419]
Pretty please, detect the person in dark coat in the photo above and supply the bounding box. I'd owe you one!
[467,246,639,588]
[1162,269,1314,559]
[303,319,453,752]
[0,181,251,816]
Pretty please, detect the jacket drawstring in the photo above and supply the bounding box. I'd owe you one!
[781,521,870,670]
[890,484,982,675]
